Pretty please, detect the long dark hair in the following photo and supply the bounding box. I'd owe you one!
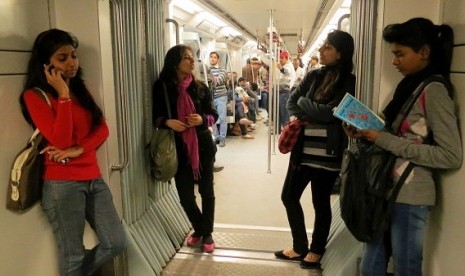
[159,44,192,83]
[314,30,354,102]
[158,44,201,93]
[20,29,103,129]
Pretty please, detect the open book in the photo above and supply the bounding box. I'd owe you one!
[333,93,385,130]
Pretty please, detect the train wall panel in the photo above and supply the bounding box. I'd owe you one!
[444,0,465,44]
[0,52,29,74]
[0,1,57,275]
[0,0,50,50]
[451,46,465,73]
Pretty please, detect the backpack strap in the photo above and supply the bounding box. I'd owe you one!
[392,74,448,133]
[389,75,448,189]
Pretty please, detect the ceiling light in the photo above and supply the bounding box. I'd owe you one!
[172,0,203,14]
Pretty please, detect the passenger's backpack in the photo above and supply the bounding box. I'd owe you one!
[339,141,414,242]
[339,75,448,243]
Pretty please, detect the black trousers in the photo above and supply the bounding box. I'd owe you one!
[281,165,338,256]
[174,132,216,237]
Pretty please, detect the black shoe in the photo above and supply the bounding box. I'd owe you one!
[213,165,224,172]
[300,259,321,270]
[274,250,304,261]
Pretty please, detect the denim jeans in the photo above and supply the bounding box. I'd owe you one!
[279,92,290,130]
[213,95,228,142]
[260,90,269,112]
[361,203,431,276]
[42,178,127,276]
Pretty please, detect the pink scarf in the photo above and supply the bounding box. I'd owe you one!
[177,74,200,179]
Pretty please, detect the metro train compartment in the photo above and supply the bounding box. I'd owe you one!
[1,0,465,275]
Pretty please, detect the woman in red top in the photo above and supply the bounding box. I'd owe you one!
[20,29,126,276]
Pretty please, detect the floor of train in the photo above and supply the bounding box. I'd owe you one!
[162,111,327,275]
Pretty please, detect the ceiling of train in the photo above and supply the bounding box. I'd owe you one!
[172,0,340,57]
[199,0,323,55]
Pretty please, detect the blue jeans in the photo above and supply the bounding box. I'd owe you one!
[279,92,290,130]
[42,178,127,276]
[213,95,228,141]
[260,90,269,112]
[361,203,431,276]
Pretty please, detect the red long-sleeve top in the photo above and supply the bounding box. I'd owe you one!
[23,89,109,180]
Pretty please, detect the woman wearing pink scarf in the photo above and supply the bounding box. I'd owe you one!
[152,45,218,253]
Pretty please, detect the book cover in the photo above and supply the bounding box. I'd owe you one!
[333,93,385,130]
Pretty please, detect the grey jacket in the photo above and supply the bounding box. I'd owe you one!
[375,81,462,206]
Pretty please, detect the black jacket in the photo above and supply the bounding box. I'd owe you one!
[286,68,356,166]
[152,78,218,164]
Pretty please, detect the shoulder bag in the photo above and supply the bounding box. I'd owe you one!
[7,88,51,212]
[149,83,178,182]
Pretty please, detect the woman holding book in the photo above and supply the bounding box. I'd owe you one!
[343,18,462,275]
[274,30,356,269]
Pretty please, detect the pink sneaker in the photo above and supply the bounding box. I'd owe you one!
[203,242,215,253]
[186,235,201,246]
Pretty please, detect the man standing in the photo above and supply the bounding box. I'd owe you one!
[292,58,305,91]
[277,51,295,131]
[207,51,228,147]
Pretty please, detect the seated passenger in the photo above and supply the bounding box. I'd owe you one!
[237,77,257,123]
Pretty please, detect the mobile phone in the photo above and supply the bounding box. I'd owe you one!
[43,64,54,73]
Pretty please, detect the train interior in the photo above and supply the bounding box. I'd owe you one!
[1,0,465,275]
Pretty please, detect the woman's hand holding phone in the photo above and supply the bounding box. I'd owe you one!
[44,64,70,98]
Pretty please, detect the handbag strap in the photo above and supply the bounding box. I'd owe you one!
[29,87,52,143]
[162,82,172,119]
[33,87,52,107]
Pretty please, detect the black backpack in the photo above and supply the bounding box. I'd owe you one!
[339,75,449,243]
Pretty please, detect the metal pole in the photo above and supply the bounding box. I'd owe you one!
[273,43,280,155]
[267,9,274,173]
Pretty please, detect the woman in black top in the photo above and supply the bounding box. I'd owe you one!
[152,45,218,253]
[275,30,356,270]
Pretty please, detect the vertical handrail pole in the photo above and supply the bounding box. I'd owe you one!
[267,9,274,173]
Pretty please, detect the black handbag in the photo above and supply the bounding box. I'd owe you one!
[7,88,50,211]
[149,83,178,182]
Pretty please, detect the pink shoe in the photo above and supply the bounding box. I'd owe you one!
[203,242,215,253]
[186,235,201,246]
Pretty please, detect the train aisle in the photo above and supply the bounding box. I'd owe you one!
[162,113,322,275]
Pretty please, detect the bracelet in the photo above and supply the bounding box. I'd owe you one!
[58,98,72,103]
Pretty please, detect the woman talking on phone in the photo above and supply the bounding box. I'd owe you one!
[20,29,126,275]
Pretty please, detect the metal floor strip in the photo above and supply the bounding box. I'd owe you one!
[162,253,322,276]
[162,226,322,275]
